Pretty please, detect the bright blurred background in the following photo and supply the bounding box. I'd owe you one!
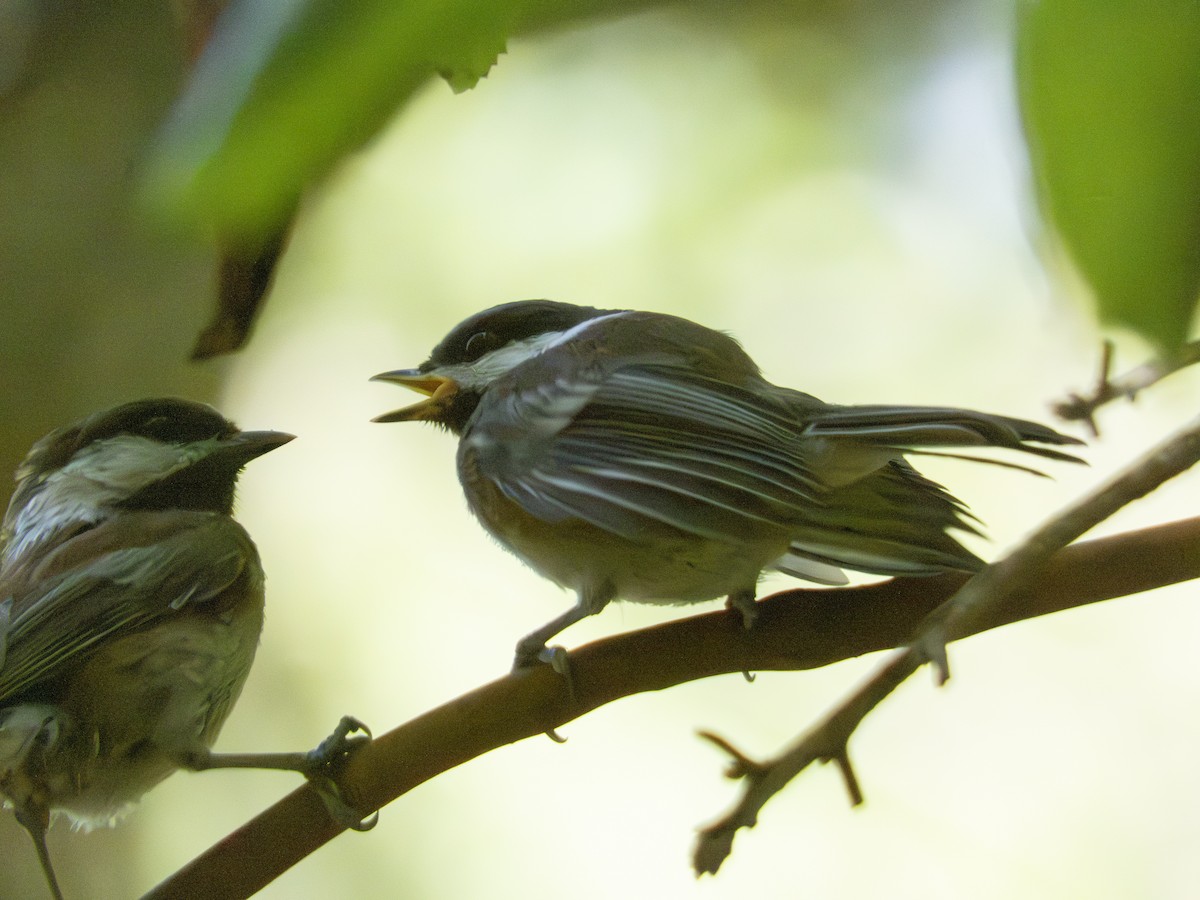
[2,2,1198,898]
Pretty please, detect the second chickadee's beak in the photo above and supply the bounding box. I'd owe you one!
[371,370,460,423]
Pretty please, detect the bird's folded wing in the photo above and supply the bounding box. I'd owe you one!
[0,514,254,703]
[470,365,827,543]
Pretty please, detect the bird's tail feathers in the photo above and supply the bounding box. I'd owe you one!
[775,461,987,580]
[805,405,1083,457]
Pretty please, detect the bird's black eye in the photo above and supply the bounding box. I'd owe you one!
[463,331,501,362]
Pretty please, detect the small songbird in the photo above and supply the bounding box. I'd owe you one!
[0,399,368,900]
[373,301,1084,672]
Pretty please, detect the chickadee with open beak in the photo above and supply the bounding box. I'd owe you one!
[0,399,370,900]
[373,301,1084,672]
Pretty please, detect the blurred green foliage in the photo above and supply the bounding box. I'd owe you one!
[0,3,222,894]
[142,0,642,241]
[143,0,1200,349]
[0,0,220,481]
[1018,0,1200,351]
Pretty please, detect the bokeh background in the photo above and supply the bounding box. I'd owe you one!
[2,1,1198,898]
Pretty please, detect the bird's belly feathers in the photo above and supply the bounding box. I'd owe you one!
[13,587,265,828]
[465,472,788,605]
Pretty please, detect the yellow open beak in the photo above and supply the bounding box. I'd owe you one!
[371,370,459,422]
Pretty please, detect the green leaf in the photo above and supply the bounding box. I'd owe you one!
[142,0,519,241]
[1018,0,1200,350]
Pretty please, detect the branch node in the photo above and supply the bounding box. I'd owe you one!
[1054,338,1200,433]
[697,730,765,780]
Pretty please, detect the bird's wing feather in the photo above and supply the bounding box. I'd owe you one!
[0,514,255,703]
[468,358,1080,578]
[468,365,825,543]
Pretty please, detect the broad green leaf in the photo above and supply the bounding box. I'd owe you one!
[142,0,519,241]
[1018,0,1200,350]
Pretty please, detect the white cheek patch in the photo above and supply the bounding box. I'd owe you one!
[3,435,220,565]
[60,435,215,492]
[453,311,630,390]
[459,334,561,386]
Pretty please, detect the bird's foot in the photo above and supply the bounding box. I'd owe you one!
[726,590,760,683]
[302,716,377,831]
[726,589,759,629]
[513,641,574,741]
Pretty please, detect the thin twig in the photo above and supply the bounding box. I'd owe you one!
[1054,339,1200,435]
[693,414,1200,875]
[142,516,1200,898]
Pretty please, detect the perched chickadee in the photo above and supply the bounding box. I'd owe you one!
[373,301,1083,672]
[0,399,368,900]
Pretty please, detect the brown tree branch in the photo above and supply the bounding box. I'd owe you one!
[141,511,1200,899]
[693,413,1200,874]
